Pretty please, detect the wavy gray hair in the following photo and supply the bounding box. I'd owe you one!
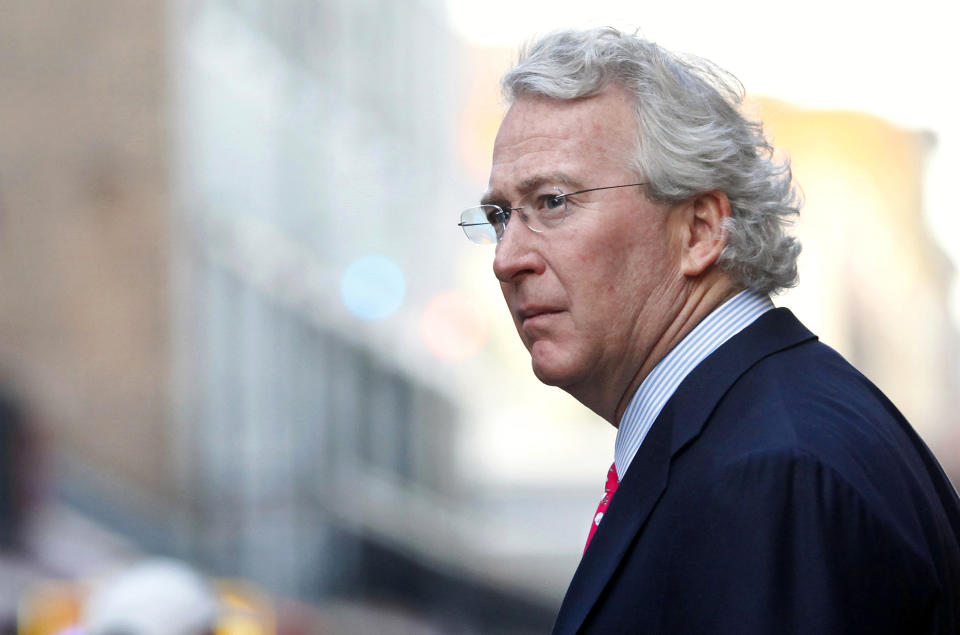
[502,28,801,294]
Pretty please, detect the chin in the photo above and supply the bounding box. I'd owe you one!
[531,363,565,387]
[529,347,582,388]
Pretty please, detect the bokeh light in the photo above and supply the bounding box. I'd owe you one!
[421,290,490,360]
[340,255,406,320]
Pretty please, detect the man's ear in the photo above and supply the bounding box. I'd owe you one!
[678,190,730,277]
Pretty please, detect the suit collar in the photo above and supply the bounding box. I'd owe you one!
[551,308,817,635]
[615,289,774,480]
[667,307,815,455]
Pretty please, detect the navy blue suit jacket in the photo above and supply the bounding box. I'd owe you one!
[553,308,960,634]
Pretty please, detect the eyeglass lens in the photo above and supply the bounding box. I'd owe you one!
[459,205,503,244]
[459,188,568,244]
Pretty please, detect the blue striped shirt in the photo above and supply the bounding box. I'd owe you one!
[613,289,774,481]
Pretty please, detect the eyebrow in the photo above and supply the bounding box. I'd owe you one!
[480,172,582,207]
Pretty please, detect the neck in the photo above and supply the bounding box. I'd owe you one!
[611,272,740,425]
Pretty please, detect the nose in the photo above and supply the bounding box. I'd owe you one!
[493,217,544,283]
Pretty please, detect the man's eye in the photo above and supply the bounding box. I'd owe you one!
[544,194,565,210]
[486,207,508,224]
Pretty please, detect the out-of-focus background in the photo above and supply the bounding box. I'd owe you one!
[1,0,958,633]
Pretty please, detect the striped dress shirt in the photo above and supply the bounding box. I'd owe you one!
[613,289,774,481]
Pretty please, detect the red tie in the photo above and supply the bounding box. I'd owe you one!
[584,462,619,553]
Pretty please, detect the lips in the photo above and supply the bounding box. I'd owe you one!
[518,306,564,325]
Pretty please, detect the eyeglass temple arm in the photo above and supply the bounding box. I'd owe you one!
[560,182,648,199]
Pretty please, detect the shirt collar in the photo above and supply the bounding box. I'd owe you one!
[613,289,774,481]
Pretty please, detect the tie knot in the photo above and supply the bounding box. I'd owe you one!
[605,462,619,493]
[585,462,621,552]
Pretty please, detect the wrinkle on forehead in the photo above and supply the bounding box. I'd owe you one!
[488,86,639,199]
[481,171,582,206]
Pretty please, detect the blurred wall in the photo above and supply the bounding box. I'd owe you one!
[0,2,172,499]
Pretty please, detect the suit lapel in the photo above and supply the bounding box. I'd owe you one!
[551,309,816,634]
[551,395,673,635]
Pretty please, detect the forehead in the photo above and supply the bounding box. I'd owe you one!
[488,85,638,196]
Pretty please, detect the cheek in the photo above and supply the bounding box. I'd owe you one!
[592,233,673,314]
[593,240,642,291]
[499,285,520,321]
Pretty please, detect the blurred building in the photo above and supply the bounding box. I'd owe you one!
[1,0,557,632]
[169,0,459,581]
[0,0,171,509]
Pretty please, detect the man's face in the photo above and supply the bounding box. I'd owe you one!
[487,86,685,413]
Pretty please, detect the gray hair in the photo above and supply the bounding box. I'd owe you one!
[502,28,801,294]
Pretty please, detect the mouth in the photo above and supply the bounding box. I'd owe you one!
[518,306,563,326]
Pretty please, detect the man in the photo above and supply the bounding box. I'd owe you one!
[458,28,960,633]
